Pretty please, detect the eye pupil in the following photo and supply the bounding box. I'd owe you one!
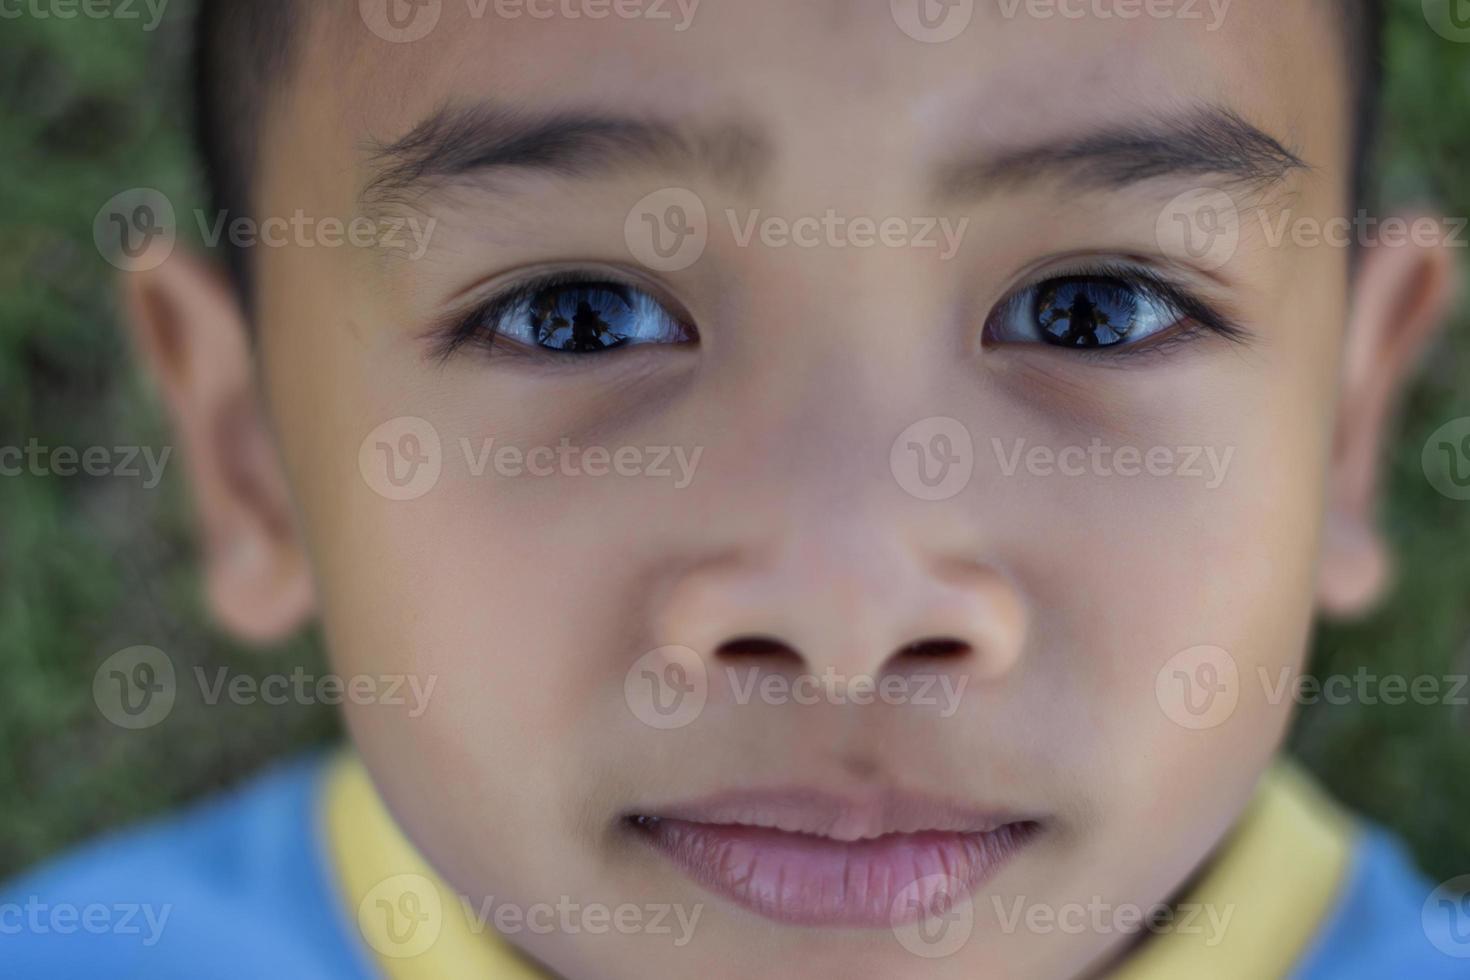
[1035,277,1140,348]
[529,285,635,352]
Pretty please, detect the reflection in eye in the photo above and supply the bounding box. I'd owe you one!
[509,281,690,352]
[992,274,1186,350]
[438,274,696,360]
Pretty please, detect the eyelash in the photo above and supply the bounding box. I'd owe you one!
[429,261,1249,364]
[984,260,1249,362]
[429,268,691,363]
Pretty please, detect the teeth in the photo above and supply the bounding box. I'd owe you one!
[630,815,662,830]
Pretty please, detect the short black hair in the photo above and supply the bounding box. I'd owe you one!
[191,0,1386,310]
[192,0,299,314]
[1344,0,1386,221]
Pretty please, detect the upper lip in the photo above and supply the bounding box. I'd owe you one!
[628,786,1037,842]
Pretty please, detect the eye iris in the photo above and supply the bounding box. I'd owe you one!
[1034,277,1141,348]
[528,285,634,352]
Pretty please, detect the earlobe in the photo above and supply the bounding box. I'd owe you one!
[1317,215,1460,618]
[122,250,316,645]
[1317,511,1391,618]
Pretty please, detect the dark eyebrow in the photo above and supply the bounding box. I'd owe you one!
[933,106,1309,201]
[360,102,770,214]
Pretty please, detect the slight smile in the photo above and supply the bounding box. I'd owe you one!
[625,787,1043,927]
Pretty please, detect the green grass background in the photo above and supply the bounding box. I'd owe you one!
[0,1,1466,883]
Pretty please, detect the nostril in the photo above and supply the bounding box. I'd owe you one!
[894,637,971,660]
[715,635,803,664]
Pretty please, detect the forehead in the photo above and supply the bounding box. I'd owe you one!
[281,0,1346,209]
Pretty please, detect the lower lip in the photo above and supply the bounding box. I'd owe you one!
[632,818,1038,928]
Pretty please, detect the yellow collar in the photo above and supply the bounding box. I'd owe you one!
[320,755,1353,979]
[1104,763,1354,979]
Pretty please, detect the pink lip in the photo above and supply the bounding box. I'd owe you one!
[628,789,1040,928]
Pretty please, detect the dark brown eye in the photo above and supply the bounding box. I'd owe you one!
[1034,277,1149,348]
[986,272,1187,351]
[502,280,693,353]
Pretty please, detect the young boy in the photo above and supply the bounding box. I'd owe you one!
[5,0,1466,976]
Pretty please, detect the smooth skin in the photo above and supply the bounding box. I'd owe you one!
[125,1,1456,977]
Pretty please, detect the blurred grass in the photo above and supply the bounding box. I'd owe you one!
[0,4,338,874]
[0,0,1467,882]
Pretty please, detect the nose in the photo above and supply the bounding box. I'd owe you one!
[652,518,1028,683]
[644,275,1029,691]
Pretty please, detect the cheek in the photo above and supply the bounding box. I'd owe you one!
[287,391,688,879]
[1034,339,1335,787]
[976,347,1334,920]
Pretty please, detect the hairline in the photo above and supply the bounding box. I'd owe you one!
[194,1,1383,311]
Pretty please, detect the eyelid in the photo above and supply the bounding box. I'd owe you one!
[426,265,693,363]
[984,259,1251,360]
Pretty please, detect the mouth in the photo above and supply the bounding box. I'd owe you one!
[624,788,1042,928]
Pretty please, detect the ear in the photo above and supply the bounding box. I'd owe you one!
[122,250,316,645]
[1317,214,1461,618]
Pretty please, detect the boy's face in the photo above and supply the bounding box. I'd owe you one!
[157,1,1436,976]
